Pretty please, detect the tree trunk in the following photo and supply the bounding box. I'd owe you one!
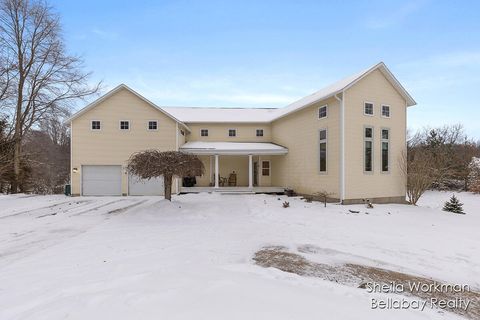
[164,174,172,201]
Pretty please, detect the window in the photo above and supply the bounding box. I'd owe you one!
[364,127,373,172]
[91,120,101,130]
[318,105,328,119]
[120,120,130,130]
[381,129,390,172]
[228,129,236,137]
[201,129,209,137]
[148,121,158,130]
[262,161,270,176]
[382,105,390,118]
[319,129,327,172]
[364,102,374,116]
[256,129,264,137]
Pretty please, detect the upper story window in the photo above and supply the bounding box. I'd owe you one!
[318,105,328,119]
[256,129,264,137]
[91,120,101,130]
[201,129,209,137]
[148,120,158,130]
[228,129,236,137]
[120,120,130,130]
[382,105,390,118]
[364,102,374,116]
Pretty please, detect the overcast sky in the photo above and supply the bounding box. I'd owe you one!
[52,0,480,139]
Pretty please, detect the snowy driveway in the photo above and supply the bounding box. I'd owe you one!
[0,192,478,320]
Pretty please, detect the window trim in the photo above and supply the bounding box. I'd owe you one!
[363,125,374,174]
[228,128,237,137]
[147,120,158,131]
[381,105,391,118]
[364,101,375,117]
[381,127,390,173]
[200,128,209,137]
[119,120,130,131]
[261,160,270,177]
[319,128,328,174]
[256,129,264,137]
[90,120,101,131]
[318,104,328,119]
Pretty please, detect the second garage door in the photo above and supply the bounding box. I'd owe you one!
[129,174,164,196]
[82,165,122,196]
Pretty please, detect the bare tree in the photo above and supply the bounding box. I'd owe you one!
[0,0,100,193]
[400,150,436,205]
[127,150,204,201]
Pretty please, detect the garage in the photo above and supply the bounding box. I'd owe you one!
[128,174,164,196]
[82,165,122,196]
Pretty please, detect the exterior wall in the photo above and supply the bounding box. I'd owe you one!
[185,123,272,142]
[71,88,178,195]
[270,96,341,197]
[343,69,407,200]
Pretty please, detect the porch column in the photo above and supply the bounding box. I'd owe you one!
[214,154,219,188]
[248,154,253,188]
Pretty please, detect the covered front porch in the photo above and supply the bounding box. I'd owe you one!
[179,141,288,193]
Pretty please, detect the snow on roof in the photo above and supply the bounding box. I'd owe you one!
[163,62,416,123]
[162,107,277,123]
[180,141,288,155]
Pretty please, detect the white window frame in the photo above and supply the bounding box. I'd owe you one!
[318,105,328,119]
[147,120,158,131]
[228,128,237,137]
[364,126,374,174]
[381,105,391,118]
[261,160,270,177]
[91,120,101,131]
[319,128,328,173]
[381,128,390,173]
[364,101,374,116]
[200,129,209,137]
[119,120,130,131]
[256,129,264,137]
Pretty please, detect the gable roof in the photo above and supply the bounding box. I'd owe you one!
[162,107,277,123]
[66,84,190,131]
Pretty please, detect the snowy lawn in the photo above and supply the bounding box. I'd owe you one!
[0,191,478,320]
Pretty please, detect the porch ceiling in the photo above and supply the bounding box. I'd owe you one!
[179,141,288,155]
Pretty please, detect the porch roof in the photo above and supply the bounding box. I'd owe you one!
[179,141,288,155]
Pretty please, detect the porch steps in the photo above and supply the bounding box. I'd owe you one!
[215,190,255,195]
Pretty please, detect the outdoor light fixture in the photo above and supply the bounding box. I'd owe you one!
[72,168,78,173]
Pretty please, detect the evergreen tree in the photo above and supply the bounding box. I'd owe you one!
[442,194,465,214]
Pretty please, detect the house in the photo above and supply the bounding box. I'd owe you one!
[67,62,416,204]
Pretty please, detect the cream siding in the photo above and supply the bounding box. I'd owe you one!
[71,88,178,195]
[271,97,341,198]
[343,69,407,200]
[186,123,272,142]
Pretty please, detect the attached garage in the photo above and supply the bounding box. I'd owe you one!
[128,175,164,196]
[82,165,122,196]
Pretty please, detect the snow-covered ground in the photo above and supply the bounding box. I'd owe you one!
[0,191,478,320]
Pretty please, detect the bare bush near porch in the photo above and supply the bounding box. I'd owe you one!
[400,151,435,205]
[127,150,204,201]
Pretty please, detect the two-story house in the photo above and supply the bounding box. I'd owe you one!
[67,62,416,204]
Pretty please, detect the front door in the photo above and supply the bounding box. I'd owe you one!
[253,161,259,186]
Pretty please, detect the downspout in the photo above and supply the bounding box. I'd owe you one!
[334,92,345,204]
[175,122,179,194]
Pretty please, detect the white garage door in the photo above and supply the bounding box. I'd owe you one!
[128,174,164,196]
[82,165,122,196]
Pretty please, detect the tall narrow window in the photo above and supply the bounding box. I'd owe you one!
[319,129,327,172]
[318,105,328,119]
[262,161,270,176]
[201,129,209,137]
[364,102,374,116]
[91,120,101,130]
[381,129,390,172]
[256,129,264,137]
[364,127,373,172]
[228,129,236,137]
